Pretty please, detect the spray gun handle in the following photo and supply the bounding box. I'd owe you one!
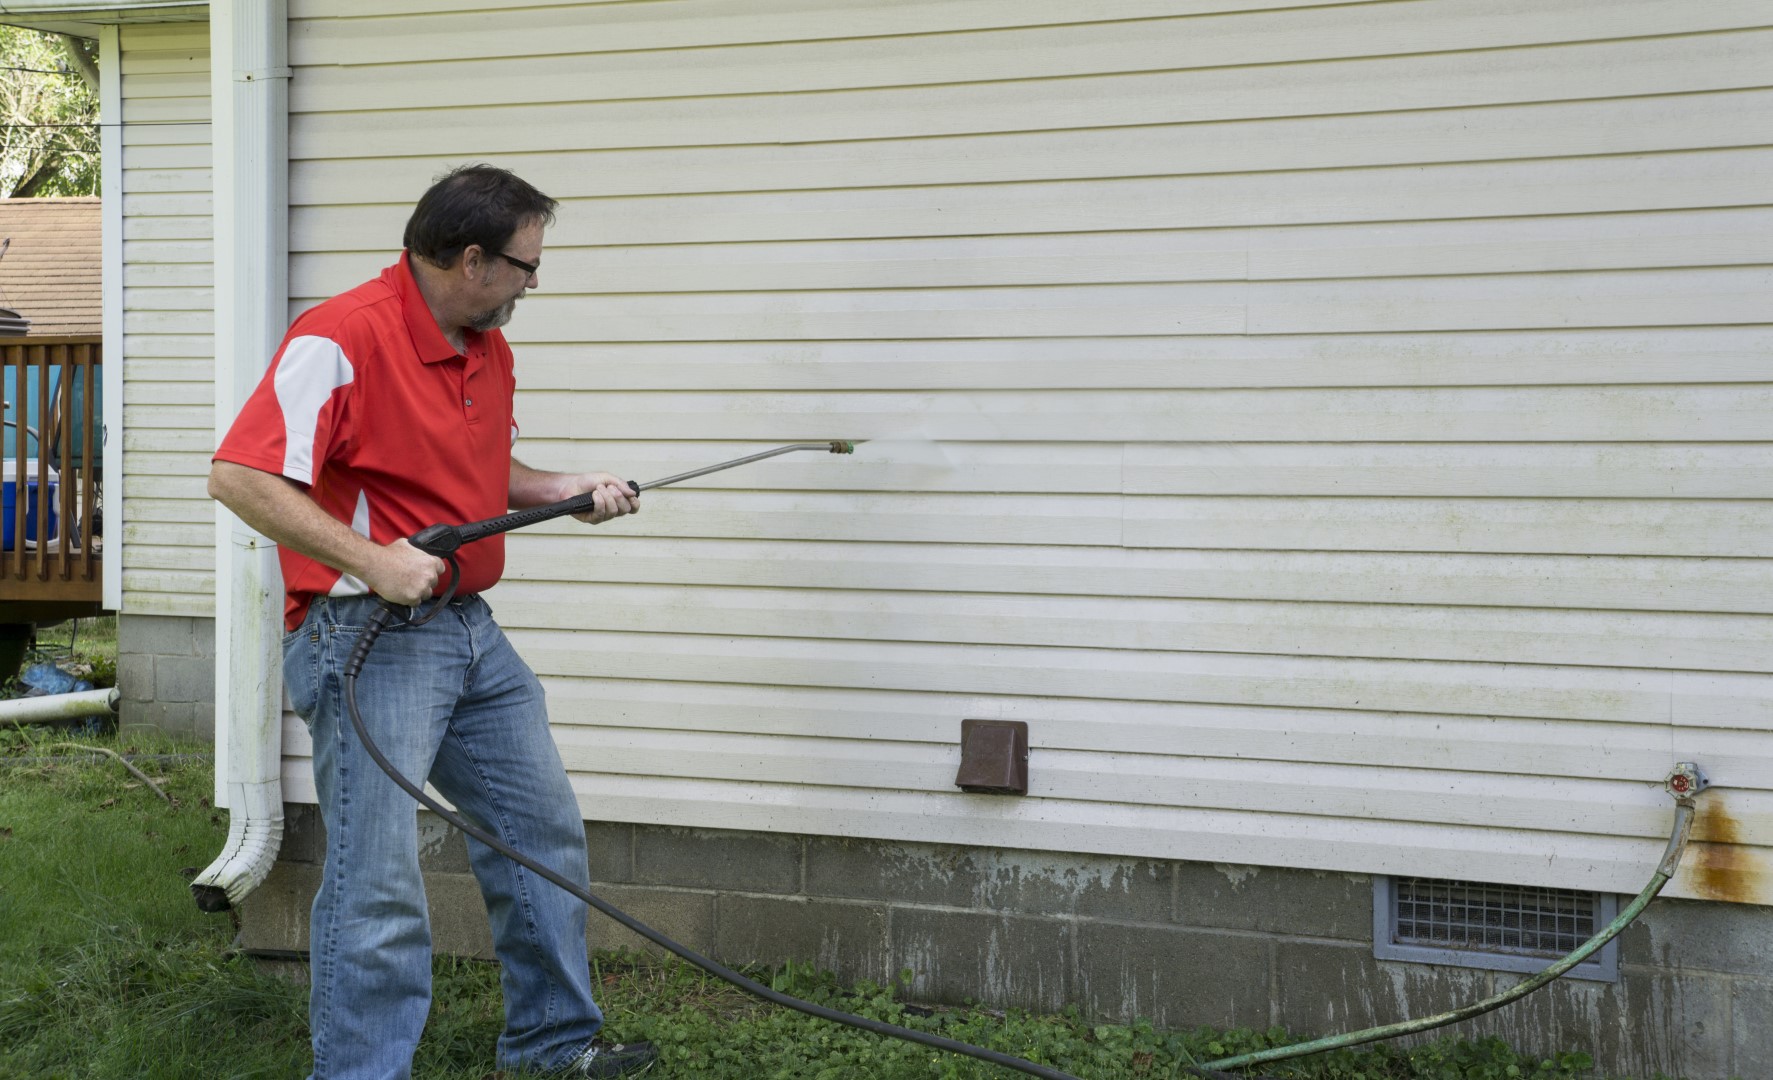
[408,481,642,557]
[408,523,463,557]
[376,555,462,626]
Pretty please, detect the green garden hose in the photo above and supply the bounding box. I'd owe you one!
[1198,778,1702,1075]
[362,440,1711,1080]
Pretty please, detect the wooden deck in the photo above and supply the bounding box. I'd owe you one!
[1,336,102,609]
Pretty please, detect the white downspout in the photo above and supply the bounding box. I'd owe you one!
[99,22,120,612]
[192,0,290,912]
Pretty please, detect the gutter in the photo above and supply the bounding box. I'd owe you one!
[0,2,203,14]
[0,0,205,34]
[191,0,289,912]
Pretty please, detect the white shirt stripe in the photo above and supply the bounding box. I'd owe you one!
[326,488,373,597]
[272,335,354,485]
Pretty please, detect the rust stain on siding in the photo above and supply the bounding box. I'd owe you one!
[1678,797,1770,905]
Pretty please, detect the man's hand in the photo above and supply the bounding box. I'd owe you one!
[210,461,447,606]
[509,460,641,524]
[362,538,448,607]
[559,471,640,525]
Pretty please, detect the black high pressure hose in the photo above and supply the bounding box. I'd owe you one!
[320,439,1686,1080]
[342,607,1111,1080]
[339,443,1134,1080]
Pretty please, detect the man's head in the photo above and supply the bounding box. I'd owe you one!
[403,164,558,334]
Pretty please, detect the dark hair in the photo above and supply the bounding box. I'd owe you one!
[402,164,558,269]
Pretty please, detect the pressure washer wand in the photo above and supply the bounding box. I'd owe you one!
[408,441,857,557]
[635,440,858,492]
[343,436,1102,1080]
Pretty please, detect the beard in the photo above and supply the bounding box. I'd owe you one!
[468,292,522,333]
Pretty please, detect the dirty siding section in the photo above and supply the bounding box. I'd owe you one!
[117,21,216,617]
[273,0,1772,903]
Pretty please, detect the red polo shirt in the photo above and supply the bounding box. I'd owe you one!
[215,254,518,630]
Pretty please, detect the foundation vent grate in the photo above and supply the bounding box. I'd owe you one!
[1374,876,1619,982]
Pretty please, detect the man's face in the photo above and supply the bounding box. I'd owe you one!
[467,217,544,333]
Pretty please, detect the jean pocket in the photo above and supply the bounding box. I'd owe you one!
[279,618,309,649]
[281,624,322,721]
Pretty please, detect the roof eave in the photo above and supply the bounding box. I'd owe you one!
[0,1,206,35]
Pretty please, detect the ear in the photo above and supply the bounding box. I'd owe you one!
[460,244,487,280]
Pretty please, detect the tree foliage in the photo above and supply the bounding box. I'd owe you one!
[1,26,100,198]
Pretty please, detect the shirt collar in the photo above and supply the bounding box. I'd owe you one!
[389,251,477,365]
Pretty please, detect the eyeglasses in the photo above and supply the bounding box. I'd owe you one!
[495,251,540,277]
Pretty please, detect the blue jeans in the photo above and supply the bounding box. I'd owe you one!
[284,593,603,1080]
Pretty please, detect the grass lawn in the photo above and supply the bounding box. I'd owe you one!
[0,733,1665,1080]
[29,614,119,658]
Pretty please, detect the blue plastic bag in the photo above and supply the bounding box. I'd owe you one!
[19,661,93,696]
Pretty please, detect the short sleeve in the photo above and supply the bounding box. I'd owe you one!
[215,334,356,485]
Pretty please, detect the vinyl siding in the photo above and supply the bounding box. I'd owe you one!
[280,0,1773,904]
[118,21,214,616]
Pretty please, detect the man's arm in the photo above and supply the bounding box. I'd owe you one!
[208,460,445,607]
[509,457,639,524]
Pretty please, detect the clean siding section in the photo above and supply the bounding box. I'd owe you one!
[283,0,1773,903]
[119,22,215,616]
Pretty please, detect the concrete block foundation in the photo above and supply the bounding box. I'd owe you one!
[241,807,1771,1080]
[115,613,215,740]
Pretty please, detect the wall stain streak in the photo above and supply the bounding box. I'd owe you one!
[1678,796,1770,905]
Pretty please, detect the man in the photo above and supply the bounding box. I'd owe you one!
[210,165,657,1079]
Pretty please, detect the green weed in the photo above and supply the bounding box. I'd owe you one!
[0,735,1701,1079]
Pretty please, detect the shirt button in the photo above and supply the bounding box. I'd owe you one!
[464,398,473,406]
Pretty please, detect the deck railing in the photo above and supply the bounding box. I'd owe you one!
[1,336,102,603]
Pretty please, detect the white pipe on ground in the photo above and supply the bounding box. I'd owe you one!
[0,687,118,724]
[193,0,290,913]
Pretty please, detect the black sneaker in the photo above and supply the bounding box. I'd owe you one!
[557,1039,659,1077]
